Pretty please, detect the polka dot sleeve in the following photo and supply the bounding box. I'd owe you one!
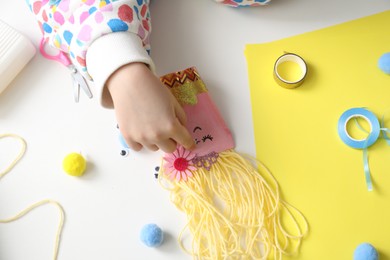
[216,0,271,7]
[25,0,151,79]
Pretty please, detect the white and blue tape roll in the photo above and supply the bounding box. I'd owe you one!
[338,108,380,149]
[338,108,382,191]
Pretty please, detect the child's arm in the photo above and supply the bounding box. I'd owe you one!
[25,0,269,153]
[107,63,195,152]
[26,0,195,152]
[25,0,154,107]
[215,0,271,7]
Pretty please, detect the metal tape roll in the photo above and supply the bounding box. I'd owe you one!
[273,53,307,89]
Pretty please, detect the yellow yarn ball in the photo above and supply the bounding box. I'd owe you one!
[62,153,86,177]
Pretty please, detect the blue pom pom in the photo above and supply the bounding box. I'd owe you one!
[378,52,390,75]
[354,243,378,260]
[140,224,164,248]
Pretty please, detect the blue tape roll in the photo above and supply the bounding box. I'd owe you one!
[338,108,380,149]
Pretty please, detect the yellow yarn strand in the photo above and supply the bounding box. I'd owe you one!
[0,200,65,260]
[159,149,308,260]
[0,134,27,180]
[0,133,65,260]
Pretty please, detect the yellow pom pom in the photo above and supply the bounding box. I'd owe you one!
[62,153,86,177]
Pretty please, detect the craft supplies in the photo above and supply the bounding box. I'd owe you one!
[273,53,307,89]
[0,134,26,180]
[140,223,164,248]
[354,243,379,260]
[62,152,87,176]
[338,107,390,191]
[118,131,130,157]
[154,166,160,179]
[39,38,92,102]
[245,11,390,258]
[0,20,36,95]
[0,200,65,260]
[0,134,65,260]
[378,52,390,74]
[338,108,380,149]
[158,67,308,259]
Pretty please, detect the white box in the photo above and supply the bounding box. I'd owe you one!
[0,20,36,94]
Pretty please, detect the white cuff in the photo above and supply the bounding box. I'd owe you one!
[86,32,155,108]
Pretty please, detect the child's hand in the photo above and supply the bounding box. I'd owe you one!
[107,63,195,153]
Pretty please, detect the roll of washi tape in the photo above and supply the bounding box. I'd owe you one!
[338,107,381,191]
[273,53,307,89]
[338,108,380,149]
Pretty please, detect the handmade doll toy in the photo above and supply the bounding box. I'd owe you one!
[156,67,308,260]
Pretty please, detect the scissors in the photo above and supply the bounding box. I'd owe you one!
[39,38,93,102]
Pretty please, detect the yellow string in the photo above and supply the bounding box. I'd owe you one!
[0,133,65,260]
[0,200,65,260]
[159,149,309,260]
[0,133,27,180]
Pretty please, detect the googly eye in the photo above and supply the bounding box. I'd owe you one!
[120,149,130,157]
[154,166,160,179]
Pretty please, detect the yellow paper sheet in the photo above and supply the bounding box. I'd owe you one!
[245,11,390,259]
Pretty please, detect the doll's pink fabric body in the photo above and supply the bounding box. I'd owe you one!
[183,93,235,157]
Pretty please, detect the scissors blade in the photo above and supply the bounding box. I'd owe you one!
[72,77,80,102]
[75,72,92,99]
[70,67,93,101]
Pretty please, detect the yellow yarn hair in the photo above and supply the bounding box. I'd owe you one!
[159,150,308,259]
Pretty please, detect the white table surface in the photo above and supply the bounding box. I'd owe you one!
[1,0,389,259]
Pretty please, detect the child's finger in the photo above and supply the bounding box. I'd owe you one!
[126,139,143,151]
[156,139,177,153]
[145,144,159,151]
[173,125,195,150]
